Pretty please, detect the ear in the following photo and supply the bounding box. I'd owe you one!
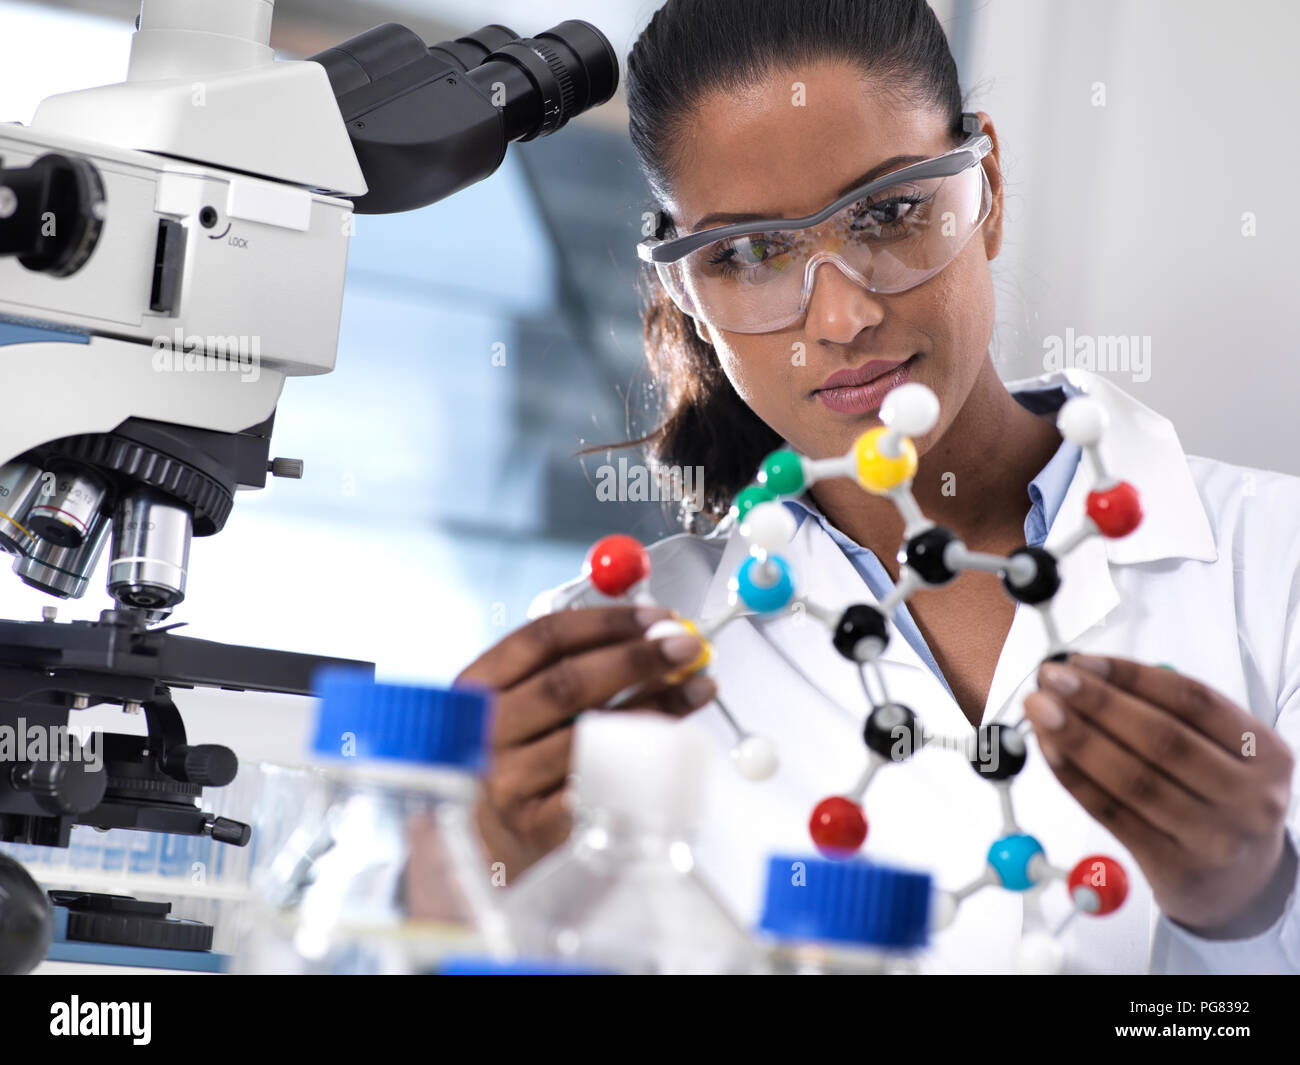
[692,316,713,346]
[974,110,1004,261]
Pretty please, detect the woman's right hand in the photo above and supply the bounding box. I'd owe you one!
[456,605,716,884]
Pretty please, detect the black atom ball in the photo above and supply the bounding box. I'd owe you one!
[904,525,959,585]
[864,702,921,761]
[969,723,1028,781]
[1001,545,1061,605]
[833,604,889,662]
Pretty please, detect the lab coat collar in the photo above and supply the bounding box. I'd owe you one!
[1007,367,1217,566]
[694,368,1219,730]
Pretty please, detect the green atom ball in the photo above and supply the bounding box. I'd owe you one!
[759,449,805,496]
[732,484,777,521]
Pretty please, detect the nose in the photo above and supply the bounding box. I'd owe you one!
[802,256,883,344]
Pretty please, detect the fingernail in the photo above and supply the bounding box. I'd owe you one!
[635,606,673,629]
[1070,654,1111,679]
[1027,691,1066,730]
[683,674,716,705]
[1039,739,1064,767]
[661,634,704,664]
[1041,663,1081,696]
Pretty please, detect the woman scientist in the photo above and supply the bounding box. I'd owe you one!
[458,0,1300,974]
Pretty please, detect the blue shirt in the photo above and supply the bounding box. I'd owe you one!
[782,388,1082,700]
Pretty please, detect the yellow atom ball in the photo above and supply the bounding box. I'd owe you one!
[667,617,712,684]
[853,426,917,494]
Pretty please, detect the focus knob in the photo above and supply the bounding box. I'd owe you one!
[0,855,53,974]
[162,744,238,787]
[19,759,107,815]
[267,458,304,479]
[208,817,251,846]
[0,153,105,277]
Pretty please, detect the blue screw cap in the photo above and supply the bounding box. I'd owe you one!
[310,667,491,772]
[436,956,614,976]
[759,853,932,950]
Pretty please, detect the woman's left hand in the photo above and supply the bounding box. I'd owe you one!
[1024,653,1296,936]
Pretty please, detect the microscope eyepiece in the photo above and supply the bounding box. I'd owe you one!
[427,24,520,73]
[468,20,620,143]
[314,19,620,214]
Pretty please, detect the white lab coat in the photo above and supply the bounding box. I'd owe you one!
[531,368,1300,974]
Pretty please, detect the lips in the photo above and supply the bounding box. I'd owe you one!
[813,354,918,416]
[815,356,915,393]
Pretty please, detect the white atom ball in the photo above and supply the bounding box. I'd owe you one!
[929,889,958,931]
[732,734,779,780]
[1057,396,1107,446]
[741,501,797,552]
[880,382,940,436]
[852,635,885,664]
[1014,931,1066,975]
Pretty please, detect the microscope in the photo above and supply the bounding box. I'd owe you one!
[0,0,618,970]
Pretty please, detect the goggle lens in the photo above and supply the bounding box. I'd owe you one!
[659,164,991,334]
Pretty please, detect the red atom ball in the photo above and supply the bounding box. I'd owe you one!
[809,796,868,859]
[1086,481,1143,538]
[585,534,651,597]
[1067,854,1129,915]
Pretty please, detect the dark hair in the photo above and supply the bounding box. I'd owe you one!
[623,0,965,528]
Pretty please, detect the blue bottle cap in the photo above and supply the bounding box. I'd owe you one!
[758,853,932,950]
[436,955,614,976]
[310,667,491,772]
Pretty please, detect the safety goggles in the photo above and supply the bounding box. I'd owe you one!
[637,113,993,334]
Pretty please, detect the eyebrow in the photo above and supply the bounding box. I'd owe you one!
[689,153,929,231]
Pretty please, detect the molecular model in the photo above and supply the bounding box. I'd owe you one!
[574,381,1141,972]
